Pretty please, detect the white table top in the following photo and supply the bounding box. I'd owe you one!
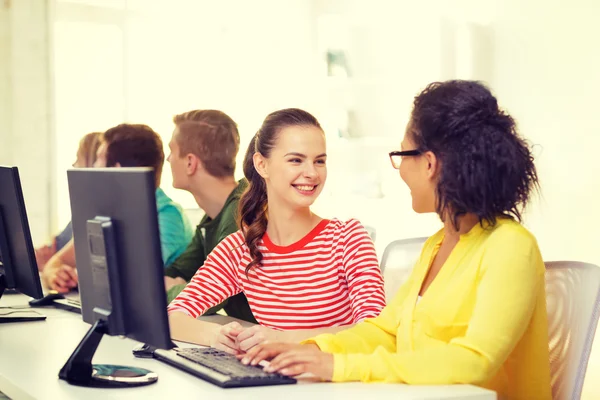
[0,293,496,400]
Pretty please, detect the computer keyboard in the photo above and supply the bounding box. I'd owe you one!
[53,297,82,314]
[153,347,297,388]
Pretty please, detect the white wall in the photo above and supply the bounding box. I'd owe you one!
[51,0,321,228]
[309,0,600,268]
[0,0,53,245]
[0,2,11,165]
[3,0,600,267]
[491,0,600,267]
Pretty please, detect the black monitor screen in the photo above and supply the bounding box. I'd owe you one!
[0,166,44,299]
[67,168,171,349]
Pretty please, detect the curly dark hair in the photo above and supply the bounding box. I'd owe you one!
[410,80,539,229]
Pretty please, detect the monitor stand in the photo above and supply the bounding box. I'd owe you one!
[0,213,23,304]
[0,273,5,300]
[0,274,19,297]
[59,319,158,388]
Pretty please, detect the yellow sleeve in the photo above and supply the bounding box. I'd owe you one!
[305,275,414,354]
[308,305,397,354]
[331,233,544,384]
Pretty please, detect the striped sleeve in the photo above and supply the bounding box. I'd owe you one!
[167,232,244,318]
[341,219,386,322]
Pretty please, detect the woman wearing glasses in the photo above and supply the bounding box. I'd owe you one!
[241,81,552,399]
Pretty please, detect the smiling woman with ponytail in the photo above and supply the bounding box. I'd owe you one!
[168,108,386,353]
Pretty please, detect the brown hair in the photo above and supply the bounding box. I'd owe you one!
[172,110,240,178]
[239,108,322,273]
[103,124,165,187]
[77,132,102,167]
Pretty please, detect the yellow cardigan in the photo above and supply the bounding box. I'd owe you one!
[308,218,552,399]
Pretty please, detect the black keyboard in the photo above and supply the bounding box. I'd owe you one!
[53,298,82,314]
[153,347,297,388]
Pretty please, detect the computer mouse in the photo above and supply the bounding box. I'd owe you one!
[132,341,179,358]
[28,291,65,307]
[132,343,157,358]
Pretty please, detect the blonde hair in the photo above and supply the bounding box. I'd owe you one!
[77,132,103,167]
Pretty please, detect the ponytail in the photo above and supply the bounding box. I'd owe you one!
[239,134,268,274]
[237,108,323,273]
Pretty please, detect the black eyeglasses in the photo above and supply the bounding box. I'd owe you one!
[389,150,422,169]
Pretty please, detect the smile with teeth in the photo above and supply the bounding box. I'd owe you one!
[293,184,317,193]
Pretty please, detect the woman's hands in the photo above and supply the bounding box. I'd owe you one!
[210,323,334,381]
[238,343,334,381]
[211,322,282,354]
[43,263,78,293]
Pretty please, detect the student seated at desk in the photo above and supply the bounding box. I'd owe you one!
[35,131,102,270]
[241,81,553,400]
[163,109,256,323]
[42,124,193,293]
[168,108,386,353]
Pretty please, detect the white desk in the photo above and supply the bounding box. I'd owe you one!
[0,294,496,400]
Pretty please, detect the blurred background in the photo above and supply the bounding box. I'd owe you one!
[2,0,599,264]
[1,0,599,396]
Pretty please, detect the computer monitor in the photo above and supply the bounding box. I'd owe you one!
[0,166,44,314]
[62,167,173,388]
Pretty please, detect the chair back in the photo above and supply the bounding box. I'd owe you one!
[545,261,600,400]
[380,237,427,300]
[364,225,376,242]
[380,237,428,274]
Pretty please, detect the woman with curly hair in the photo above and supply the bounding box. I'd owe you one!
[241,80,552,399]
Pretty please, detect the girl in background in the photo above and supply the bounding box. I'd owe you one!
[35,131,102,270]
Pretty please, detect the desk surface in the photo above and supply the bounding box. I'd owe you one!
[0,294,496,400]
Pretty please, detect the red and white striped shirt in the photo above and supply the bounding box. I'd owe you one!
[168,218,386,330]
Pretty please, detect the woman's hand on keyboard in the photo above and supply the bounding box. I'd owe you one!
[239,343,333,381]
[236,325,281,353]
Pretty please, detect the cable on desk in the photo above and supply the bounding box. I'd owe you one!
[0,310,44,316]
